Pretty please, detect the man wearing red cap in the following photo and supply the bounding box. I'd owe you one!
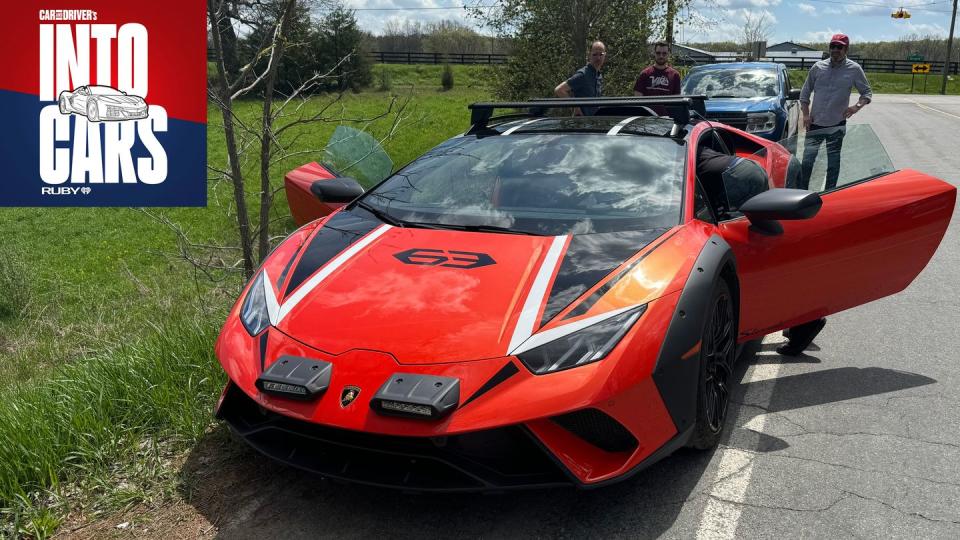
[797,33,872,191]
[783,33,872,357]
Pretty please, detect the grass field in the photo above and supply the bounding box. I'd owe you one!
[787,68,960,95]
[0,60,955,536]
[0,63,493,537]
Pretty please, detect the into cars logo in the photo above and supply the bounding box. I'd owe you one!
[1,2,207,207]
[393,248,496,269]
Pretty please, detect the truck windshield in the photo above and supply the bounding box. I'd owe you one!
[682,68,779,98]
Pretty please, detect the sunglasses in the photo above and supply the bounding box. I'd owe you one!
[829,44,846,50]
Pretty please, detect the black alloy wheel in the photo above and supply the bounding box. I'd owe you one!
[688,279,737,449]
[703,289,735,431]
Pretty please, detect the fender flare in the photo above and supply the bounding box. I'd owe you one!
[651,233,738,435]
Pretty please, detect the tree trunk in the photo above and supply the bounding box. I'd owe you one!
[218,1,241,77]
[257,0,297,261]
[208,0,255,280]
[665,0,676,46]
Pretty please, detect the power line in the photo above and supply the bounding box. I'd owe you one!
[343,3,496,11]
[797,0,954,13]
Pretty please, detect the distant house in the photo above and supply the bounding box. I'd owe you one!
[673,44,716,64]
[765,41,826,65]
[673,41,825,68]
[767,41,817,53]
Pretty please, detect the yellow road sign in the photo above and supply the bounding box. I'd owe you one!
[912,63,931,74]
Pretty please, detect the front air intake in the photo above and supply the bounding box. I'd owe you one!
[551,408,638,453]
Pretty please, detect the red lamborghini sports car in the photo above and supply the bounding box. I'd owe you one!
[214,97,955,491]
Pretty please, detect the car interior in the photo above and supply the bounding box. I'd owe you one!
[695,128,771,221]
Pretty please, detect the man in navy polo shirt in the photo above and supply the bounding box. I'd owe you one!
[554,41,606,115]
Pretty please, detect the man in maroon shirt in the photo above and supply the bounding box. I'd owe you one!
[634,42,682,97]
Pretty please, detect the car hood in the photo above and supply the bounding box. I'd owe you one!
[706,96,781,113]
[95,95,144,105]
[266,209,675,364]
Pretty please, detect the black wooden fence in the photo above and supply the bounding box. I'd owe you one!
[681,55,960,74]
[367,50,959,74]
[368,51,509,65]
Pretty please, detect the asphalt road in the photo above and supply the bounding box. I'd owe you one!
[191,95,960,539]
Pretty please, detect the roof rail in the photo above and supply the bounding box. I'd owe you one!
[467,96,707,136]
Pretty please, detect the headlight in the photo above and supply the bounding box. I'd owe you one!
[516,305,646,374]
[240,272,271,336]
[746,112,777,133]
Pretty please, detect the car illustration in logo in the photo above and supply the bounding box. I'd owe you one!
[57,85,148,122]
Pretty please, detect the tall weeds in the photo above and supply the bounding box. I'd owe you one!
[0,317,224,532]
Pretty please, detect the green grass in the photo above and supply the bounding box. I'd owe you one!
[0,318,223,538]
[788,69,960,95]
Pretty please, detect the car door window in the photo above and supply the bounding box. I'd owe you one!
[774,124,895,193]
[693,179,717,224]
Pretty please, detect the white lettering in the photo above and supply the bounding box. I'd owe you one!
[138,107,167,184]
[103,122,137,183]
[117,23,148,97]
[39,105,71,184]
[40,25,54,100]
[90,24,116,86]
[70,117,104,184]
[55,24,89,97]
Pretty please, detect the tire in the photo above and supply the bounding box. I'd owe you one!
[687,278,737,450]
[87,101,99,122]
[59,97,68,114]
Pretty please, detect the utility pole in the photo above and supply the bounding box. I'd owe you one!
[943,0,958,95]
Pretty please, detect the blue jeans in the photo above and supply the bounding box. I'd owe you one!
[800,122,846,191]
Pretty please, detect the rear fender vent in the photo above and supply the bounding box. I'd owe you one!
[550,408,638,453]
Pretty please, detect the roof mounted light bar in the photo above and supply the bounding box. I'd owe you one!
[467,96,707,137]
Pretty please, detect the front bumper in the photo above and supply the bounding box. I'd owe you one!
[218,382,571,491]
[103,107,148,120]
[214,290,688,489]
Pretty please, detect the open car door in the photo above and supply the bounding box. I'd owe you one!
[714,124,956,341]
[284,126,393,225]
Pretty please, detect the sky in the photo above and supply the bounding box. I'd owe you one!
[341,0,958,44]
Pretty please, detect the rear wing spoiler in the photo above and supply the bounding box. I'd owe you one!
[467,96,708,137]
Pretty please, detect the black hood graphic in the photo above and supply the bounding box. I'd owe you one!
[539,228,669,326]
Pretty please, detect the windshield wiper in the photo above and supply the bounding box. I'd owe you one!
[709,94,739,98]
[356,202,450,230]
[415,222,545,236]
[356,200,406,227]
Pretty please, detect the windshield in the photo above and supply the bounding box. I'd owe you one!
[360,134,685,235]
[89,86,123,95]
[682,68,779,98]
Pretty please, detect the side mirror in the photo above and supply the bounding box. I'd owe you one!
[787,89,801,101]
[309,177,364,203]
[740,188,822,234]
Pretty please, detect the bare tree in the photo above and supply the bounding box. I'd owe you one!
[739,11,772,48]
[206,0,405,281]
